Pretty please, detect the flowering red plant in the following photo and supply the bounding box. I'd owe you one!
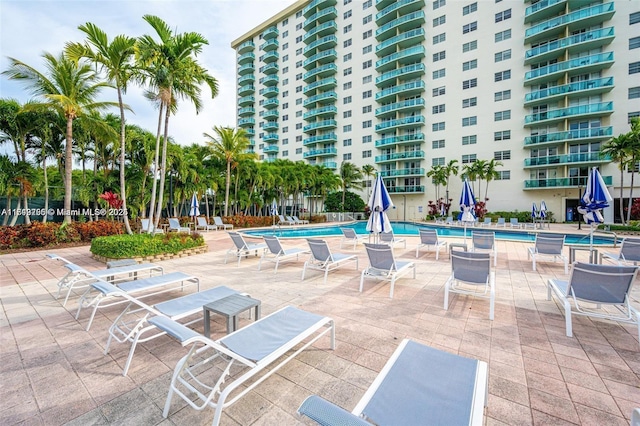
[99,191,123,209]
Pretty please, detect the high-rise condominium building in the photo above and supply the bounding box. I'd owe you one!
[232,0,640,222]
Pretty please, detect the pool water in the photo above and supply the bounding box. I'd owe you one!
[243,221,615,245]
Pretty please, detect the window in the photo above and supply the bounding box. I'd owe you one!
[494,130,511,141]
[632,12,640,24]
[463,3,477,15]
[432,139,445,149]
[363,59,372,69]
[296,35,303,43]
[363,135,372,143]
[494,110,511,121]
[462,97,477,108]
[433,68,446,79]
[462,154,477,163]
[363,14,372,24]
[282,18,288,26]
[296,98,302,105]
[363,75,372,84]
[343,124,352,132]
[630,87,640,99]
[296,48,302,55]
[363,29,372,39]
[630,112,640,122]
[433,0,445,10]
[494,150,510,160]
[432,104,445,114]
[282,150,288,157]
[296,23,302,31]
[433,86,446,96]
[631,37,640,49]
[343,82,352,90]
[494,89,511,101]
[494,70,511,81]
[282,90,289,97]
[295,85,302,93]
[363,0,372,9]
[462,78,477,89]
[282,66,288,73]
[344,10,352,19]
[343,53,352,61]
[433,15,446,27]
[495,49,511,62]
[363,45,372,54]
[496,170,510,180]
[296,135,302,141]
[295,147,302,154]
[343,153,352,160]
[344,96,352,104]
[296,73,302,81]
[343,139,352,146]
[282,43,288,50]
[295,60,302,68]
[344,67,352,76]
[462,59,477,71]
[344,24,352,33]
[462,135,477,145]
[631,62,640,74]
[344,0,351,4]
[282,126,288,133]
[344,39,352,48]
[343,110,352,118]
[432,157,445,166]
[363,90,372,99]
[296,10,302,18]
[495,29,511,42]
[463,22,477,34]
[282,30,288,37]
[433,51,446,62]
[495,9,511,22]
[362,150,372,158]
[363,120,372,128]
[462,116,477,126]
[432,122,445,131]
[296,111,302,117]
[433,33,446,44]
[282,78,289,85]
[282,102,288,109]
[363,105,372,113]
[463,40,477,52]
[282,114,288,121]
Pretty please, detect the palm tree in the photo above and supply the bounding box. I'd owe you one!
[204,126,253,216]
[66,22,137,233]
[443,159,459,202]
[625,117,640,223]
[361,164,376,199]
[3,52,117,223]
[601,133,630,225]
[339,161,363,209]
[482,159,502,203]
[427,165,446,201]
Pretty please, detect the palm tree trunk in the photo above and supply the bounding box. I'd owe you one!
[117,87,133,234]
[627,157,636,224]
[2,195,11,226]
[9,198,21,226]
[42,157,49,223]
[619,168,626,225]
[147,103,164,229]
[154,104,171,228]
[63,116,74,224]
[224,160,231,217]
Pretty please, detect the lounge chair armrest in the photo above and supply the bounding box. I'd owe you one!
[148,315,201,343]
[298,396,370,426]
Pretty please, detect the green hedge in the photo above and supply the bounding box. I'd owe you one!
[90,232,205,259]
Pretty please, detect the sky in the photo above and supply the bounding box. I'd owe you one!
[0,0,297,148]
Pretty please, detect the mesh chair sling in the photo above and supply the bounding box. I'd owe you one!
[302,238,358,284]
[168,218,190,234]
[258,235,308,273]
[415,229,447,259]
[471,231,497,266]
[445,251,495,320]
[340,227,366,249]
[224,232,268,266]
[213,216,233,230]
[360,243,415,299]
[528,233,568,274]
[601,238,640,266]
[195,217,217,232]
[379,231,407,249]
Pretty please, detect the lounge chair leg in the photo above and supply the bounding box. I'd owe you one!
[564,300,573,337]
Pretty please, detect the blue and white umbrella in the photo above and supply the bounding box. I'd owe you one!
[270,198,278,226]
[189,193,200,224]
[540,201,547,220]
[366,173,394,242]
[531,202,538,223]
[578,167,612,251]
[459,179,476,243]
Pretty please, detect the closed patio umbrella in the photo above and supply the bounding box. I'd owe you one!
[540,201,547,220]
[366,173,394,243]
[190,193,200,225]
[459,179,476,244]
[270,198,278,226]
[577,167,612,252]
[531,202,538,225]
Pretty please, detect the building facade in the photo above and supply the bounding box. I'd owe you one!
[231,0,640,222]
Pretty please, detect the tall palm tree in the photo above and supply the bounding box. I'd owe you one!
[443,159,459,202]
[361,164,376,198]
[482,159,502,203]
[601,133,630,225]
[3,52,117,223]
[427,165,446,201]
[66,22,137,233]
[625,117,640,223]
[339,161,363,209]
[204,126,253,216]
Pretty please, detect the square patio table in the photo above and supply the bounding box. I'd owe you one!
[203,294,261,337]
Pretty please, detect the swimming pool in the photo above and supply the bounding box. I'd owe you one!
[243,221,616,245]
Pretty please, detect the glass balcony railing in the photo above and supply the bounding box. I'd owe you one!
[375,98,424,116]
[387,185,425,193]
[263,133,279,142]
[525,77,614,104]
[524,52,614,84]
[376,63,425,86]
[238,107,255,116]
[238,85,255,96]
[303,119,337,132]
[303,133,338,146]
[260,51,279,63]
[238,64,255,75]
[525,3,615,42]
[303,49,337,69]
[245,129,255,136]
[303,147,338,158]
[524,102,613,124]
[303,64,338,82]
[303,91,338,107]
[376,0,425,25]
[303,105,337,120]
[303,35,338,56]
[376,116,425,132]
[260,63,279,74]
[303,7,338,30]
[525,27,614,63]
[303,77,337,95]
[263,121,279,131]
[238,52,255,64]
[524,126,613,146]
[317,161,338,169]
[238,74,255,85]
[259,75,279,86]
[524,0,565,23]
[237,41,255,54]
[375,150,424,163]
[263,99,279,109]
[375,133,425,147]
[376,29,425,56]
[238,117,255,126]
[375,46,425,71]
[524,175,612,189]
[238,95,255,106]
[376,11,425,40]
[303,0,337,17]
[380,167,424,177]
[263,145,279,153]
[259,87,279,97]
[375,81,425,101]
[524,152,610,167]
[303,21,338,43]
[263,110,279,119]
[261,26,279,40]
[260,39,279,51]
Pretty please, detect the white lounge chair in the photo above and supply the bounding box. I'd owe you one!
[157,306,335,426]
[509,218,522,229]
[292,215,309,225]
[258,235,309,273]
[298,338,488,426]
[528,233,568,274]
[379,230,407,249]
[600,237,640,266]
[547,262,639,345]
[445,251,495,320]
[278,214,295,225]
[480,217,492,227]
[302,238,358,284]
[213,216,233,230]
[360,243,416,298]
[140,218,164,234]
[224,232,268,266]
[195,217,216,232]
[415,228,447,259]
[471,231,497,266]
[444,216,454,225]
[339,227,366,250]
[168,218,190,234]
[495,217,506,228]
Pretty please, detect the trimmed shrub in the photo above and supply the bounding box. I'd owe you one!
[90,232,205,259]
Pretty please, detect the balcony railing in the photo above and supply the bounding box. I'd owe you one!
[303,119,337,132]
[238,96,255,106]
[303,7,337,30]
[263,145,279,153]
[380,167,424,177]
[259,39,279,51]
[303,49,337,68]
[524,126,613,146]
[303,133,337,145]
[524,175,612,189]
[525,77,614,104]
[238,53,255,64]
[376,46,425,71]
[375,98,424,116]
[237,41,255,54]
[375,116,425,132]
[376,0,425,25]
[376,11,425,40]
[303,35,338,56]
[376,29,425,56]
[263,121,279,131]
[262,133,279,142]
[263,110,279,119]
[238,107,255,116]
[261,26,279,39]
[303,0,337,17]
[376,63,425,86]
[387,185,425,193]
[524,152,610,167]
[303,105,337,120]
[524,52,614,84]
[303,77,337,95]
[238,117,255,126]
[303,21,338,43]
[524,102,613,124]
[525,2,615,42]
[303,147,338,158]
[238,64,255,75]
[375,133,425,147]
[525,27,614,63]
[303,91,338,107]
[259,75,279,86]
[375,150,424,163]
[375,81,425,101]
[303,63,338,82]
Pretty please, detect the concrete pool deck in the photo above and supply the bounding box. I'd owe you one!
[1,222,638,425]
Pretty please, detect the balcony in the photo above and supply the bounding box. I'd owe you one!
[524,175,612,189]
[303,63,337,82]
[260,63,279,75]
[376,29,425,57]
[304,36,338,58]
[238,95,255,106]
[261,26,278,40]
[524,2,615,45]
[259,75,279,86]
[380,167,424,178]
[238,64,254,75]
[303,7,337,31]
[263,145,279,153]
[375,133,425,147]
[238,107,255,117]
[524,152,610,168]
[303,105,337,120]
[376,0,395,10]
[316,161,337,169]
[238,74,255,85]
[524,77,614,106]
[263,98,279,109]
[259,87,279,98]
[524,126,613,147]
[376,11,425,41]
[303,133,337,146]
[260,51,279,63]
[376,46,425,73]
[376,63,425,87]
[303,147,338,158]
[303,49,337,69]
[245,128,255,137]
[303,77,337,95]
[524,102,613,126]
[524,27,614,65]
[375,150,424,163]
[375,98,424,118]
[524,52,614,86]
[238,117,255,126]
[238,85,255,96]
[376,116,425,133]
[303,119,337,132]
[387,185,425,194]
[260,39,279,52]
[524,0,566,24]
[237,40,255,54]
[303,0,337,18]
[263,110,279,119]
[304,91,338,108]
[376,0,425,26]
[263,121,278,131]
[376,81,425,103]
[303,21,338,44]
[263,133,279,143]
[238,52,255,64]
